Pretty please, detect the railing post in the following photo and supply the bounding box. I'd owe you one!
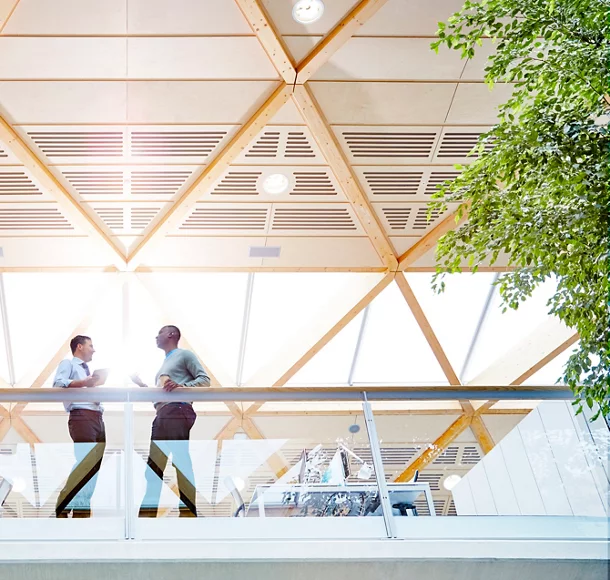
[362,393,397,539]
[124,396,135,540]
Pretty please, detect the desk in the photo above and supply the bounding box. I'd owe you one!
[246,483,435,517]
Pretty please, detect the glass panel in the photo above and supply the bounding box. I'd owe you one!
[287,311,364,385]
[464,277,559,382]
[3,273,107,385]
[133,399,385,538]
[243,273,382,385]
[0,397,125,540]
[352,282,448,384]
[406,272,496,376]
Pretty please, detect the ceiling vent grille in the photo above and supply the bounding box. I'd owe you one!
[0,208,73,230]
[130,131,226,157]
[382,207,411,230]
[342,131,437,158]
[436,132,493,158]
[0,172,41,196]
[434,446,459,465]
[446,499,457,516]
[63,171,123,196]
[290,172,337,196]
[271,207,356,231]
[131,207,159,230]
[425,171,460,195]
[461,446,482,465]
[211,172,261,196]
[94,207,124,230]
[414,498,447,516]
[131,171,191,196]
[245,131,280,158]
[416,472,443,491]
[413,206,445,231]
[181,207,268,231]
[27,131,123,157]
[364,171,423,195]
[0,146,7,158]
[285,131,315,158]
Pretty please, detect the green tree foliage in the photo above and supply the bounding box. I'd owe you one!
[431,0,609,414]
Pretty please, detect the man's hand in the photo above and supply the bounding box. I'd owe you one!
[163,379,181,392]
[130,373,148,388]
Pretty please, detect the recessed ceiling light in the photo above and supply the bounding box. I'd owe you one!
[262,173,290,195]
[443,474,462,491]
[292,0,325,24]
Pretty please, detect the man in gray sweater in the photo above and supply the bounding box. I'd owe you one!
[131,325,210,517]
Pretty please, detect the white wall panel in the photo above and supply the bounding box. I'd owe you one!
[127,38,278,80]
[2,0,126,34]
[451,477,476,515]
[483,446,520,515]
[126,81,277,123]
[312,39,465,81]
[0,82,127,124]
[0,38,126,79]
[128,0,251,34]
[468,463,497,515]
[310,82,456,125]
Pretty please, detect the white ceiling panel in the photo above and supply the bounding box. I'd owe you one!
[127,0,251,34]
[335,126,442,164]
[0,167,53,201]
[358,0,466,36]
[283,36,320,64]
[312,38,465,81]
[445,83,514,125]
[202,166,346,202]
[261,0,358,35]
[268,100,306,125]
[2,0,126,34]
[0,236,117,266]
[354,166,460,201]
[460,40,496,81]
[390,236,417,256]
[0,142,20,165]
[177,202,272,236]
[260,237,381,268]
[127,38,278,80]
[268,203,364,236]
[309,82,457,125]
[0,38,127,79]
[0,81,127,123]
[138,236,265,267]
[432,126,494,163]
[373,201,454,237]
[126,80,278,123]
[0,203,78,235]
[234,126,325,165]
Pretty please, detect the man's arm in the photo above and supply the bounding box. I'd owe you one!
[53,360,97,389]
[183,352,211,387]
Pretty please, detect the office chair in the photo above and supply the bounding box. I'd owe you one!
[391,470,419,516]
[224,477,246,517]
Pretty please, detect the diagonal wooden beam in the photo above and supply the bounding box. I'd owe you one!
[0,0,21,33]
[394,273,460,385]
[127,83,292,268]
[470,415,495,454]
[249,272,395,393]
[292,85,397,269]
[469,317,578,386]
[295,0,390,83]
[398,206,468,271]
[234,0,296,84]
[0,114,126,265]
[394,414,472,482]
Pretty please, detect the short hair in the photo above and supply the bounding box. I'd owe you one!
[164,325,181,341]
[70,335,91,354]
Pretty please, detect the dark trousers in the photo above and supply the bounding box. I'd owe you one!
[56,409,106,518]
[139,403,197,518]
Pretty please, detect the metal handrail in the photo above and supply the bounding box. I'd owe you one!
[0,385,573,402]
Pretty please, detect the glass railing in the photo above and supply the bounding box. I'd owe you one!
[0,386,607,549]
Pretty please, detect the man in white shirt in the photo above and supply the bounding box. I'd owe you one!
[53,335,104,518]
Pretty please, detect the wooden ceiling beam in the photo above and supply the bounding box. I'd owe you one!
[394,273,460,385]
[0,114,126,266]
[470,415,495,454]
[296,0,390,83]
[292,85,397,269]
[394,414,472,482]
[234,0,296,84]
[126,83,293,268]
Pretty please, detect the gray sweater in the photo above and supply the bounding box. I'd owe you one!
[154,348,210,410]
